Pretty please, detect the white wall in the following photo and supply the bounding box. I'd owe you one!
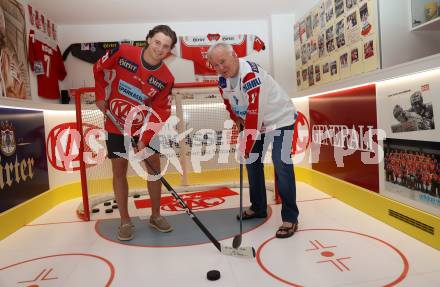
[58,20,271,89]
[269,13,296,95]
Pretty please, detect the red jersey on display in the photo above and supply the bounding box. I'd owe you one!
[28,30,67,99]
[174,34,265,81]
[93,44,174,145]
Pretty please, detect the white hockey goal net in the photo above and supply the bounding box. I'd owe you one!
[72,82,276,220]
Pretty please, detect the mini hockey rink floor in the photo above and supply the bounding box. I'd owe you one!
[1,182,440,286]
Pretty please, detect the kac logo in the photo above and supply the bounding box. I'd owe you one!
[292,111,311,155]
[109,98,145,128]
[0,121,16,156]
[46,122,105,172]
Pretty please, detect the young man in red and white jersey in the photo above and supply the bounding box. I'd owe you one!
[208,43,299,239]
[93,25,177,241]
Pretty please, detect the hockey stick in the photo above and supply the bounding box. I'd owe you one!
[105,111,255,258]
[232,124,244,249]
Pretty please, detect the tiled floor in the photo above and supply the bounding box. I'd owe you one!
[1,182,440,286]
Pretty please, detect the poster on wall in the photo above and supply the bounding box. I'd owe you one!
[376,68,438,141]
[0,0,31,99]
[309,84,379,192]
[382,138,440,217]
[0,107,49,212]
[294,0,380,91]
[377,68,440,216]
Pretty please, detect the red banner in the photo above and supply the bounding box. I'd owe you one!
[310,84,379,192]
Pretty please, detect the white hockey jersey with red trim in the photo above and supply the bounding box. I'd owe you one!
[28,30,66,99]
[174,34,265,81]
[218,59,296,154]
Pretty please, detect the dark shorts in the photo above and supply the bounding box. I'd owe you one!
[106,133,138,159]
[106,133,160,159]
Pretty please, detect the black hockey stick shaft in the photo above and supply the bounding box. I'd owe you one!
[232,124,244,249]
[106,111,221,251]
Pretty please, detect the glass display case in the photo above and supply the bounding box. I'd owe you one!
[411,0,440,30]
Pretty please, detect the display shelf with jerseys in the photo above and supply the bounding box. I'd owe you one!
[28,30,67,99]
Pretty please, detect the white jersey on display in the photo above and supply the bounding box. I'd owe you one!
[173,34,265,82]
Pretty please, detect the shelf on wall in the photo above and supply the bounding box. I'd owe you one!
[411,16,440,31]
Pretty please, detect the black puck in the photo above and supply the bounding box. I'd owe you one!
[112,204,118,209]
[104,201,111,206]
[92,208,100,213]
[206,270,220,281]
[105,208,113,213]
[133,194,140,198]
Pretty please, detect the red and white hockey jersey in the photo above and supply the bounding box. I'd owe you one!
[218,59,296,155]
[174,34,265,81]
[93,44,174,145]
[28,30,66,99]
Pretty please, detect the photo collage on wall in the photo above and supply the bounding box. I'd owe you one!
[294,0,380,90]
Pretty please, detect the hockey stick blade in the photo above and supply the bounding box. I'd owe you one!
[221,244,255,258]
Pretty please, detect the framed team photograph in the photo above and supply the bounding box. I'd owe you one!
[323,62,330,74]
[351,47,359,63]
[347,11,358,29]
[308,65,315,86]
[318,33,326,57]
[381,138,440,217]
[302,68,308,81]
[330,60,338,76]
[340,52,349,69]
[319,3,326,29]
[325,0,334,23]
[306,15,313,39]
[360,2,372,36]
[335,0,345,18]
[315,64,321,82]
[364,39,374,59]
[346,0,357,10]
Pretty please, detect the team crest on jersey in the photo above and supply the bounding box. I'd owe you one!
[118,57,138,73]
[109,98,145,127]
[247,61,259,73]
[147,75,166,91]
[219,77,227,89]
[0,121,16,156]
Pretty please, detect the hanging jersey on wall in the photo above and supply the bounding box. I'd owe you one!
[28,30,67,99]
[173,33,265,81]
[62,41,146,64]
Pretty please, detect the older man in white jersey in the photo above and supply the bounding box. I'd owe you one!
[208,43,299,238]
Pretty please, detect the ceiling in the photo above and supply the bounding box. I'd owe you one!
[29,0,318,25]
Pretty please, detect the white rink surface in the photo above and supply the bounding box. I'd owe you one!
[1,182,440,287]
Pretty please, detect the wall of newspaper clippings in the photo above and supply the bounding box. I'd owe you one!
[294,0,380,91]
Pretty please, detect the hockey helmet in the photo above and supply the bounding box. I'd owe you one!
[410,91,423,105]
